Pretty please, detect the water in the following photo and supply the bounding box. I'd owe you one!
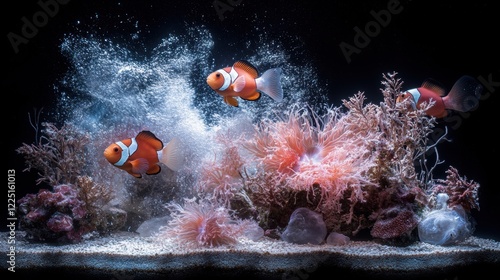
[49,24,330,222]
[5,0,498,243]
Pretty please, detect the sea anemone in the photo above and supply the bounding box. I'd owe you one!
[158,198,260,247]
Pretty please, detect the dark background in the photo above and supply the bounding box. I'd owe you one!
[3,0,499,239]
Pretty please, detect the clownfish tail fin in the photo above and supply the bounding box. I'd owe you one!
[256,68,284,102]
[443,75,483,113]
[160,137,185,171]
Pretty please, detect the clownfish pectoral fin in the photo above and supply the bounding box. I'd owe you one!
[224,96,239,107]
[232,75,246,92]
[242,91,261,101]
[255,68,283,102]
[160,137,185,171]
[146,164,161,175]
[130,158,150,174]
[421,78,447,97]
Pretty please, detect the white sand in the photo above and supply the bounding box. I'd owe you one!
[2,231,500,279]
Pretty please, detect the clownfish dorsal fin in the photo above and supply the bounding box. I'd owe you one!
[233,60,259,78]
[421,78,447,97]
[136,130,164,151]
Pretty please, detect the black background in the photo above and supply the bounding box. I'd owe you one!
[3,0,499,239]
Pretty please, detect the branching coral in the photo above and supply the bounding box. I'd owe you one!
[16,122,90,186]
[429,166,480,212]
[157,198,261,247]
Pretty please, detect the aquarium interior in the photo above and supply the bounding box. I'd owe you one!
[3,0,500,279]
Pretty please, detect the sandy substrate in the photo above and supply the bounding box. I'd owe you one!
[2,231,500,280]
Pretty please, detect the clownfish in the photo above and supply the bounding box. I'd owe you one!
[103,131,184,178]
[396,75,483,118]
[206,60,284,107]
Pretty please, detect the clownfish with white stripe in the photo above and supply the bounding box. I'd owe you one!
[103,131,184,178]
[206,60,284,107]
[396,75,483,118]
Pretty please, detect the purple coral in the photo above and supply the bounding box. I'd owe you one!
[17,184,89,243]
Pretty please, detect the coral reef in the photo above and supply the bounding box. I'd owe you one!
[195,72,480,245]
[16,178,122,243]
[16,122,123,243]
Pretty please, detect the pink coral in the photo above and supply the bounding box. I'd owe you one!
[158,199,257,247]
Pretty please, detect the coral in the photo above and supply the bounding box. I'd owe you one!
[158,198,261,248]
[430,166,480,212]
[370,205,419,244]
[16,122,90,186]
[193,72,475,244]
[16,176,119,243]
[15,120,127,241]
[75,175,122,233]
[17,184,90,243]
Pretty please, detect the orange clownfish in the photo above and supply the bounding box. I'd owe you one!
[103,131,184,178]
[396,75,483,118]
[206,60,284,107]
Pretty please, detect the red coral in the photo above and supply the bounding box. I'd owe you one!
[370,206,418,240]
[432,166,480,212]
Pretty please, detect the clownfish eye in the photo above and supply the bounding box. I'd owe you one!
[216,73,221,78]
[113,147,119,153]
